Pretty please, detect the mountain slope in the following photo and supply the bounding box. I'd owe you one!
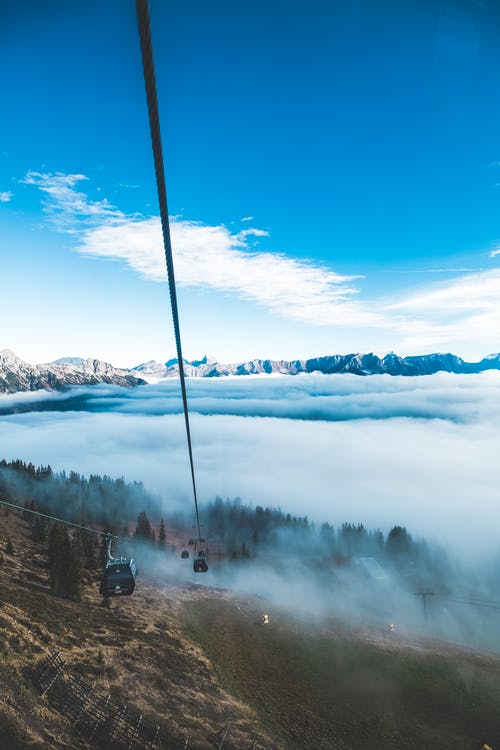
[0,509,274,750]
[184,599,500,750]
[2,508,500,749]
[0,350,145,394]
[132,351,500,380]
[2,349,500,394]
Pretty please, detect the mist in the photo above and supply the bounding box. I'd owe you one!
[133,513,500,656]
[1,373,500,561]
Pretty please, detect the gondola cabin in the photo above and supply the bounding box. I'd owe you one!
[100,556,138,598]
[193,550,208,573]
[181,550,189,559]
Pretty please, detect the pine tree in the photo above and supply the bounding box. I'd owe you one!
[158,518,166,546]
[100,533,110,568]
[47,523,69,597]
[386,525,413,560]
[76,528,97,570]
[47,523,83,600]
[31,515,48,543]
[65,535,83,601]
[135,511,152,541]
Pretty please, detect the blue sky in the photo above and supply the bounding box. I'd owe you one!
[2,0,500,366]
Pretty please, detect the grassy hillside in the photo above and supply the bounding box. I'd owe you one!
[184,599,500,749]
[1,506,500,749]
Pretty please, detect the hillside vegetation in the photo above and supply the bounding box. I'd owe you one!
[2,504,500,749]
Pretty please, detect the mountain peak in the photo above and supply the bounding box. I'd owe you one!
[52,356,86,366]
[0,350,144,394]
[0,349,25,365]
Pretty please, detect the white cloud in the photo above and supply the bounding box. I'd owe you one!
[24,171,385,328]
[490,247,500,258]
[22,170,500,352]
[2,373,500,559]
[22,171,123,231]
[236,227,269,239]
[0,191,13,203]
[386,269,500,351]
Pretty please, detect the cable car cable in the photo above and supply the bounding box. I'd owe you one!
[1,496,138,598]
[136,0,202,544]
[0,497,117,539]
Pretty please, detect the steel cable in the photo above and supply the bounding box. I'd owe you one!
[0,497,116,538]
[136,0,202,542]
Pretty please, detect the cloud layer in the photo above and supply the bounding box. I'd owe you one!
[1,373,499,560]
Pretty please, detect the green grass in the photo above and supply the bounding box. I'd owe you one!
[183,598,500,750]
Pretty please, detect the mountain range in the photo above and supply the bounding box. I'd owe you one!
[0,349,145,394]
[1,348,500,394]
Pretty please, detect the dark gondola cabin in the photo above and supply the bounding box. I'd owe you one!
[100,556,138,598]
[181,550,189,559]
[193,550,208,573]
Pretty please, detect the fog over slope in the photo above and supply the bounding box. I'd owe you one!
[1,372,499,560]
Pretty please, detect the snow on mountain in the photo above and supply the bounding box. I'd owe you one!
[130,351,500,381]
[2,349,500,394]
[0,350,145,394]
[52,356,86,366]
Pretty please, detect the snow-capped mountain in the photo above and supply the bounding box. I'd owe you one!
[0,350,145,394]
[131,351,500,381]
[2,349,500,394]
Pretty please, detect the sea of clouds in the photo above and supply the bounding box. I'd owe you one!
[1,372,500,560]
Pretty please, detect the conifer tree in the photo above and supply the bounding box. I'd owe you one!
[47,523,83,601]
[76,528,97,570]
[31,515,48,543]
[135,511,152,541]
[48,523,69,597]
[386,525,413,560]
[66,535,83,601]
[158,518,166,546]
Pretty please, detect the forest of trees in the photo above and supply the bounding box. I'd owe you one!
[0,458,160,532]
[1,458,450,599]
[203,496,422,563]
[199,496,450,590]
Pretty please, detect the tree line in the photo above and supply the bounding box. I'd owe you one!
[1,458,450,596]
[202,496,449,583]
[0,458,160,531]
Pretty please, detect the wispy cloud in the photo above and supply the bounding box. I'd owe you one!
[22,171,122,231]
[24,171,384,328]
[0,191,13,203]
[387,268,500,351]
[489,247,500,258]
[23,170,500,350]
